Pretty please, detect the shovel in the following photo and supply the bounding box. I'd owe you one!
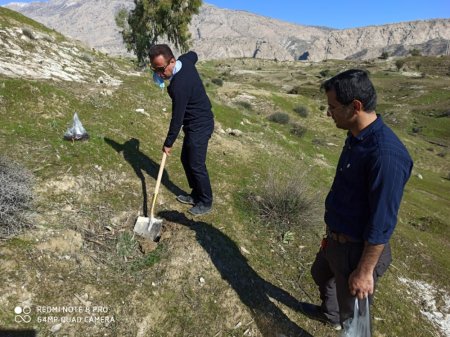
[133,152,167,241]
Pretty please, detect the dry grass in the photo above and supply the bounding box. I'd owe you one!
[245,171,318,235]
[0,156,33,238]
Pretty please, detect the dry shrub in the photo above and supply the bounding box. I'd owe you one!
[21,27,35,40]
[246,171,318,234]
[235,100,252,110]
[0,157,33,238]
[293,105,309,117]
[290,122,307,137]
[268,112,290,124]
[211,78,223,86]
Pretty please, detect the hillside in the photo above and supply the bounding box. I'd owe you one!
[4,0,450,61]
[1,7,450,337]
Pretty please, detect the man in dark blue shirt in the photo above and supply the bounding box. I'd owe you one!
[149,44,214,216]
[299,69,413,330]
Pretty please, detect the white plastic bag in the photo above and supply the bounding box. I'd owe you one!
[340,297,371,337]
[64,112,89,141]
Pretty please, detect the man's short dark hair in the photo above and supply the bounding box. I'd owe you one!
[148,44,175,62]
[321,69,377,112]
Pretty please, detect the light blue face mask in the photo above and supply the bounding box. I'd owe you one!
[153,72,165,89]
[151,60,183,88]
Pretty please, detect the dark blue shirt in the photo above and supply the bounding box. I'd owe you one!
[325,115,413,244]
[164,51,213,148]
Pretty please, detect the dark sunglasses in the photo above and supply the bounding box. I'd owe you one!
[150,62,169,73]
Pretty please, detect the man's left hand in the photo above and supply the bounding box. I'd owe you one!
[348,268,374,299]
[163,146,172,155]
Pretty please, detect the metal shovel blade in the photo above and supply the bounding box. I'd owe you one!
[133,216,162,241]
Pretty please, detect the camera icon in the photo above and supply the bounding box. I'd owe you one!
[14,306,32,323]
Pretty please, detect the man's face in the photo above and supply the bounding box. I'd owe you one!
[326,90,355,130]
[151,55,176,80]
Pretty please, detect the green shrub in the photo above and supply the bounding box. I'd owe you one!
[410,49,421,57]
[319,69,331,78]
[293,105,309,117]
[395,60,405,71]
[268,112,290,124]
[379,51,389,60]
[290,122,307,137]
[116,232,137,261]
[211,78,223,86]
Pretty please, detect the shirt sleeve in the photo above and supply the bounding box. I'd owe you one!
[364,154,411,244]
[164,83,190,147]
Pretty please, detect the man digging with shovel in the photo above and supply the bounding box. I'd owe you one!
[149,44,214,216]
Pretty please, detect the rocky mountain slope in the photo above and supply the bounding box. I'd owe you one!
[5,0,450,61]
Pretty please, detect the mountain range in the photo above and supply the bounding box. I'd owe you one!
[4,0,450,61]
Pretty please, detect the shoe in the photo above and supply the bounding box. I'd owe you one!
[298,302,342,331]
[188,204,212,216]
[176,194,195,205]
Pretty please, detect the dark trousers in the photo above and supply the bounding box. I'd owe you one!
[311,238,392,324]
[181,121,214,207]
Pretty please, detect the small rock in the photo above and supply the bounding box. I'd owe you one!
[226,128,243,137]
[104,226,113,232]
[240,246,250,255]
[135,109,150,117]
[139,240,158,254]
[199,277,205,284]
[50,323,62,333]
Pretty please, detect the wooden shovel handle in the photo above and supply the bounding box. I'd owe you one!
[150,152,167,218]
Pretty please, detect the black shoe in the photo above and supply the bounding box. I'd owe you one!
[298,303,342,331]
[176,194,195,205]
[188,204,212,216]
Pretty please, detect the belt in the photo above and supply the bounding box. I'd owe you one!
[327,227,362,244]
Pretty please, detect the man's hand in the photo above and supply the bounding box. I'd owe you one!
[349,268,374,299]
[349,243,385,299]
[163,146,172,155]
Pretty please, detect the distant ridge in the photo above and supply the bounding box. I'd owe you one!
[5,0,450,61]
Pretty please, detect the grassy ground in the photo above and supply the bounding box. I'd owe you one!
[1,9,449,337]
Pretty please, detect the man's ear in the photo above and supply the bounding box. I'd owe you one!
[352,99,363,113]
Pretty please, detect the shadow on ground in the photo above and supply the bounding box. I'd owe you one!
[159,210,314,337]
[104,137,185,216]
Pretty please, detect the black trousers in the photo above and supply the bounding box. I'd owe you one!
[181,121,214,207]
[311,237,392,324]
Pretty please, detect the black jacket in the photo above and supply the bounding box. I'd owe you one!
[164,51,213,147]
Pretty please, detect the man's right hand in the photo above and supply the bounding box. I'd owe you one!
[163,146,172,155]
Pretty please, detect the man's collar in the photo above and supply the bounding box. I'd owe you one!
[349,114,383,142]
[169,60,182,81]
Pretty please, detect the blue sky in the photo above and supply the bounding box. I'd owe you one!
[1,0,449,29]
